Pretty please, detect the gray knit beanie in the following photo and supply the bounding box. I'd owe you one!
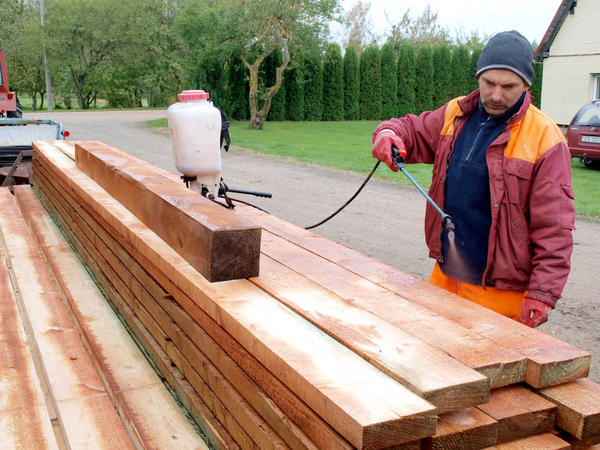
[476,30,534,85]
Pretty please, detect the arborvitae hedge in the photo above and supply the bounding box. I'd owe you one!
[264,47,286,121]
[224,38,544,123]
[531,62,543,108]
[343,45,360,120]
[284,64,304,121]
[380,41,397,119]
[359,44,382,120]
[224,54,249,120]
[415,44,434,114]
[397,41,416,116]
[451,45,471,98]
[304,50,324,120]
[433,43,452,108]
[322,43,344,121]
[469,46,482,92]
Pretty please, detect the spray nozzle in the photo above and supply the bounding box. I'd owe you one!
[443,215,456,242]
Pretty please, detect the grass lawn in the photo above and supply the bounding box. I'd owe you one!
[148,118,600,219]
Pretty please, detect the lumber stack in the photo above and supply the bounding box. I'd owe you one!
[0,188,210,448]
[2,137,595,449]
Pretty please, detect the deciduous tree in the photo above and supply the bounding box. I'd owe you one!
[178,0,339,129]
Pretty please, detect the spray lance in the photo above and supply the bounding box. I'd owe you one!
[390,146,455,241]
[305,145,456,242]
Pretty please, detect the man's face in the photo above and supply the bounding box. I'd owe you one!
[478,69,528,116]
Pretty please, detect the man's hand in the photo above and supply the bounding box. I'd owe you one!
[518,298,552,328]
[372,130,406,172]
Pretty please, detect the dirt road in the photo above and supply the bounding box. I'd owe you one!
[29,109,599,382]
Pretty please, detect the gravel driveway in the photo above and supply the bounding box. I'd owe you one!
[28,109,599,382]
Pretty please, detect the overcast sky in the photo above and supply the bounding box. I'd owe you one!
[333,0,563,44]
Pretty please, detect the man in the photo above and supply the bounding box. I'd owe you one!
[371,30,575,328]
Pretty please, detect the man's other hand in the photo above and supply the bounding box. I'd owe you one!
[372,131,406,172]
[518,298,552,328]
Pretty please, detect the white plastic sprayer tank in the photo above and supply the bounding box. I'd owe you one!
[167,89,222,198]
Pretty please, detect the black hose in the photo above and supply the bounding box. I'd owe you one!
[305,161,381,230]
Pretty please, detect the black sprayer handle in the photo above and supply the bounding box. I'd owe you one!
[391,145,405,168]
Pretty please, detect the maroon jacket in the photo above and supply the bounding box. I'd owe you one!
[374,90,575,307]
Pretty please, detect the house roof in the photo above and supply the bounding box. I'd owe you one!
[533,0,577,62]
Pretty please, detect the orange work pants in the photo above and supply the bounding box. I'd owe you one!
[429,263,527,320]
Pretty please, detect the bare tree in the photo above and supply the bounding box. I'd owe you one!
[389,5,451,47]
[343,1,374,53]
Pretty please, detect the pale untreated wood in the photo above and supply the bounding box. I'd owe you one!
[40,172,289,450]
[0,188,134,450]
[33,157,341,449]
[234,204,591,389]
[538,377,600,440]
[421,407,498,450]
[34,140,438,450]
[29,171,237,450]
[13,185,211,450]
[74,140,261,281]
[0,231,60,450]
[477,385,556,444]
[254,252,490,412]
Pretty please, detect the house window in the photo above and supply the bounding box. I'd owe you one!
[594,74,600,101]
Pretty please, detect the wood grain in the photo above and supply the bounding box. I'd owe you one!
[74,140,261,281]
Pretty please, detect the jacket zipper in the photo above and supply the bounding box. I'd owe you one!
[465,117,492,161]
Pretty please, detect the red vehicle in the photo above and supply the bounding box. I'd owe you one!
[566,100,600,167]
[0,47,21,118]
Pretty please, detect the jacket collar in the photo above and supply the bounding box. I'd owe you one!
[457,89,532,124]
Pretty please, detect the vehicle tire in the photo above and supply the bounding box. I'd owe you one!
[582,158,600,169]
[7,97,23,118]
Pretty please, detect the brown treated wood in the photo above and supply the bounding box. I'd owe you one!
[33,140,438,450]
[33,158,337,449]
[538,377,600,440]
[421,407,498,450]
[0,233,60,450]
[0,188,134,450]
[29,172,237,450]
[484,432,570,449]
[74,140,261,281]
[254,253,490,412]
[13,185,212,450]
[476,385,556,444]
[234,204,591,389]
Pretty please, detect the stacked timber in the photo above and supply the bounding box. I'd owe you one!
[2,137,595,449]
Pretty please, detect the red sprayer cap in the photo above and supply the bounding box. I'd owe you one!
[177,90,210,101]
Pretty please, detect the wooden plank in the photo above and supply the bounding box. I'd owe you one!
[254,230,524,389]
[234,204,591,389]
[477,385,556,444]
[34,140,438,449]
[33,158,324,449]
[421,407,498,450]
[25,178,229,449]
[0,188,134,450]
[484,432,570,449]
[538,378,600,440]
[557,430,600,450]
[254,253,489,412]
[74,140,261,281]
[34,171,290,450]
[13,185,210,450]
[0,233,60,450]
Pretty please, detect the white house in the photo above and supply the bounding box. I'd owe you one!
[534,0,600,126]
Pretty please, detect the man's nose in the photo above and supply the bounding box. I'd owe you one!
[490,86,503,102]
